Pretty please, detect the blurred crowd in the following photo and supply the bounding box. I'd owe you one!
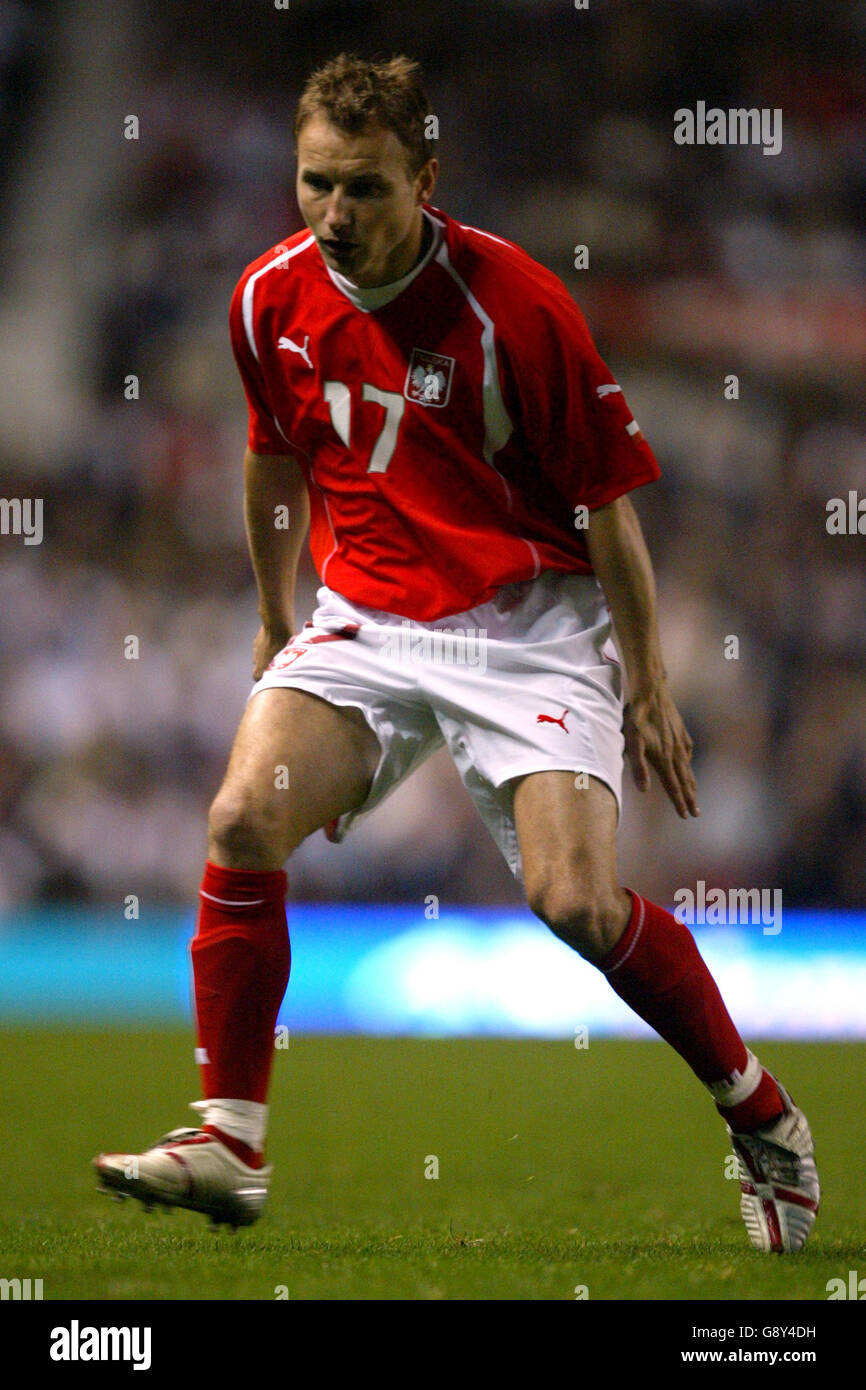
[1,0,865,908]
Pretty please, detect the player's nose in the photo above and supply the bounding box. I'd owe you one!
[324,190,352,233]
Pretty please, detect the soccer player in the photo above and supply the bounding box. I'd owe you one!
[95,53,818,1252]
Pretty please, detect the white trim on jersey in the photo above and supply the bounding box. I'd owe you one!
[240,239,314,456]
[433,240,513,475]
[316,475,341,589]
[242,234,316,363]
[432,232,541,581]
[272,413,292,445]
[458,222,514,248]
[324,208,443,313]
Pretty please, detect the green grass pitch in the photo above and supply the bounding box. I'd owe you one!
[0,1031,863,1301]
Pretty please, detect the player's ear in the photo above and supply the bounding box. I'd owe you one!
[415,157,438,204]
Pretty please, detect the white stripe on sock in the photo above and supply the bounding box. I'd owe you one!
[190,1098,268,1151]
[199,890,267,907]
[707,1050,762,1107]
[602,894,645,974]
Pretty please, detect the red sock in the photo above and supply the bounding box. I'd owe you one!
[599,891,783,1128]
[191,860,290,1143]
[718,1069,785,1133]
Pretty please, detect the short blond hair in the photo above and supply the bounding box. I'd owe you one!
[294,52,436,174]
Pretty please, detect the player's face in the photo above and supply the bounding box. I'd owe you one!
[296,115,437,288]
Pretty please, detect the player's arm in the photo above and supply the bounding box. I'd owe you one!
[586,493,699,820]
[244,447,310,679]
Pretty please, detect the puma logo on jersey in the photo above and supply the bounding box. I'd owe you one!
[596,384,622,398]
[537,708,569,732]
[278,333,313,369]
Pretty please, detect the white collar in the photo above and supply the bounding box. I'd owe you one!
[325,209,442,312]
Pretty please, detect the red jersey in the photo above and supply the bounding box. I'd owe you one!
[229,205,660,621]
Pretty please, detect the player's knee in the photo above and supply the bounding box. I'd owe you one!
[527,880,624,962]
[207,793,289,869]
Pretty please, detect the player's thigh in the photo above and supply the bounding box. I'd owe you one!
[512,770,623,927]
[209,687,381,863]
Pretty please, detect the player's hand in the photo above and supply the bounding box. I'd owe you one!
[252,623,292,681]
[623,686,699,819]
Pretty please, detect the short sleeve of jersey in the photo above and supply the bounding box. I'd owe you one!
[512,285,660,510]
[229,271,288,456]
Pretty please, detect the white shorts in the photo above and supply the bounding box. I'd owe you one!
[248,569,624,883]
